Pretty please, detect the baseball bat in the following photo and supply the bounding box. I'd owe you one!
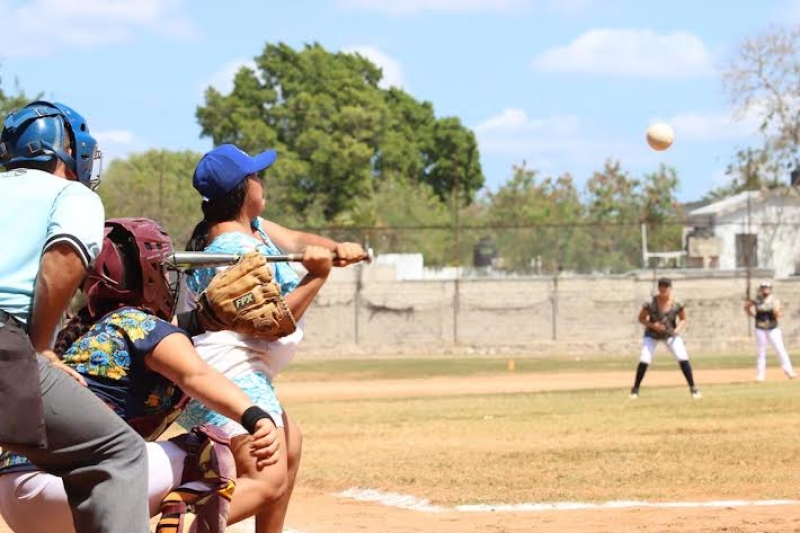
[165,248,374,269]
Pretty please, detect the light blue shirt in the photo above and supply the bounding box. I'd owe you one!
[0,169,105,324]
[187,217,300,297]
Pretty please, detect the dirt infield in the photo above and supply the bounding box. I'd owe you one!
[280,488,800,533]
[2,367,798,533]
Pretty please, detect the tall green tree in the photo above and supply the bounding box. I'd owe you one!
[640,164,683,256]
[196,42,483,222]
[584,159,643,273]
[344,176,454,266]
[98,150,203,248]
[485,163,584,273]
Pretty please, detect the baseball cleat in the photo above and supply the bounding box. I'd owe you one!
[691,388,702,399]
[786,371,797,380]
[628,388,639,399]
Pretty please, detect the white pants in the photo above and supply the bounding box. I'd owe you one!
[756,328,795,377]
[639,335,689,364]
[0,441,185,533]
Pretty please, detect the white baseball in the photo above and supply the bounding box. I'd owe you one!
[646,123,674,151]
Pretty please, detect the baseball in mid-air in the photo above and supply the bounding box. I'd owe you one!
[646,123,674,151]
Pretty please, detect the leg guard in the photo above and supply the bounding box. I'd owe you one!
[156,424,236,533]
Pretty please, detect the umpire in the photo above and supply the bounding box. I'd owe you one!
[0,101,149,532]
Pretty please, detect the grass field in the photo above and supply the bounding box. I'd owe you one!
[280,352,758,380]
[3,352,800,532]
[281,353,800,506]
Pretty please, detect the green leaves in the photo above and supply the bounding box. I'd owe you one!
[196,42,484,222]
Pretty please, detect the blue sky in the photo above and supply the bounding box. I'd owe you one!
[1,0,797,202]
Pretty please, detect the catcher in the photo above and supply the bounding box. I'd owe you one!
[629,278,702,400]
[179,143,365,533]
[0,218,281,533]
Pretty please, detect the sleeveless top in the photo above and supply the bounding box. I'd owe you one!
[642,297,684,340]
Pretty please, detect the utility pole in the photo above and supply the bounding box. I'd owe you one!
[452,158,461,345]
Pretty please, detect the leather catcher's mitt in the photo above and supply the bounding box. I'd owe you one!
[195,251,296,341]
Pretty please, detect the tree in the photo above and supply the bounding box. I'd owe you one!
[98,150,203,248]
[0,70,34,118]
[344,176,454,267]
[640,164,683,255]
[584,160,643,273]
[196,42,483,222]
[721,25,800,193]
[485,163,584,273]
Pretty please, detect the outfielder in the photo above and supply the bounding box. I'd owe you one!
[629,278,702,399]
[0,100,151,532]
[744,281,797,382]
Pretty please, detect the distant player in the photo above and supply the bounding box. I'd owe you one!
[629,278,701,399]
[744,281,797,382]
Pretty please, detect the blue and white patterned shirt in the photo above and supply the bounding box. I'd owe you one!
[187,217,300,297]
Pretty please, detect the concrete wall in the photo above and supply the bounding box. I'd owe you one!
[298,265,800,357]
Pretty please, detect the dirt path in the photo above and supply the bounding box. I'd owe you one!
[275,367,763,402]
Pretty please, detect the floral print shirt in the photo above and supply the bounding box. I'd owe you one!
[0,307,188,474]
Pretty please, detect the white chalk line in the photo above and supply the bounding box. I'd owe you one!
[335,487,800,514]
[224,516,303,533]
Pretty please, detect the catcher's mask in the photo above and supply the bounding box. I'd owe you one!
[84,218,180,320]
[0,100,102,189]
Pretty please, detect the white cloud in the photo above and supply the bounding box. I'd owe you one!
[474,108,635,171]
[532,28,714,78]
[0,0,198,57]
[94,129,147,162]
[343,46,405,89]
[203,59,258,97]
[337,0,527,15]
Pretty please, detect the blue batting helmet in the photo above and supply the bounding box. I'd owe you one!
[0,100,101,188]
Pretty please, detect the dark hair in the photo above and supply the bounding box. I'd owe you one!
[6,159,59,173]
[55,307,94,357]
[186,179,248,251]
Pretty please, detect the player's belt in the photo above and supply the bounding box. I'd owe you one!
[0,309,16,324]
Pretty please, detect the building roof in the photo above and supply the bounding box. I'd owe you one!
[688,190,762,218]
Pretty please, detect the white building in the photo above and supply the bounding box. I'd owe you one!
[683,188,800,278]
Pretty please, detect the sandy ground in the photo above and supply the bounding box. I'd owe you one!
[3,367,800,532]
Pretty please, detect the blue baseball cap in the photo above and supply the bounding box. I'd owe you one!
[192,143,277,201]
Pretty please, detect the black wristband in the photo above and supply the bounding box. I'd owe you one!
[176,309,205,337]
[241,406,274,435]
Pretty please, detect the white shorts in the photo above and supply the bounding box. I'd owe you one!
[639,335,689,364]
[0,441,184,533]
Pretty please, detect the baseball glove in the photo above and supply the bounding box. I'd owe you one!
[195,251,296,341]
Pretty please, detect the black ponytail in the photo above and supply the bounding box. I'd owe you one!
[185,179,249,251]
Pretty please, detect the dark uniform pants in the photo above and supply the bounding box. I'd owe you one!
[0,315,150,533]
